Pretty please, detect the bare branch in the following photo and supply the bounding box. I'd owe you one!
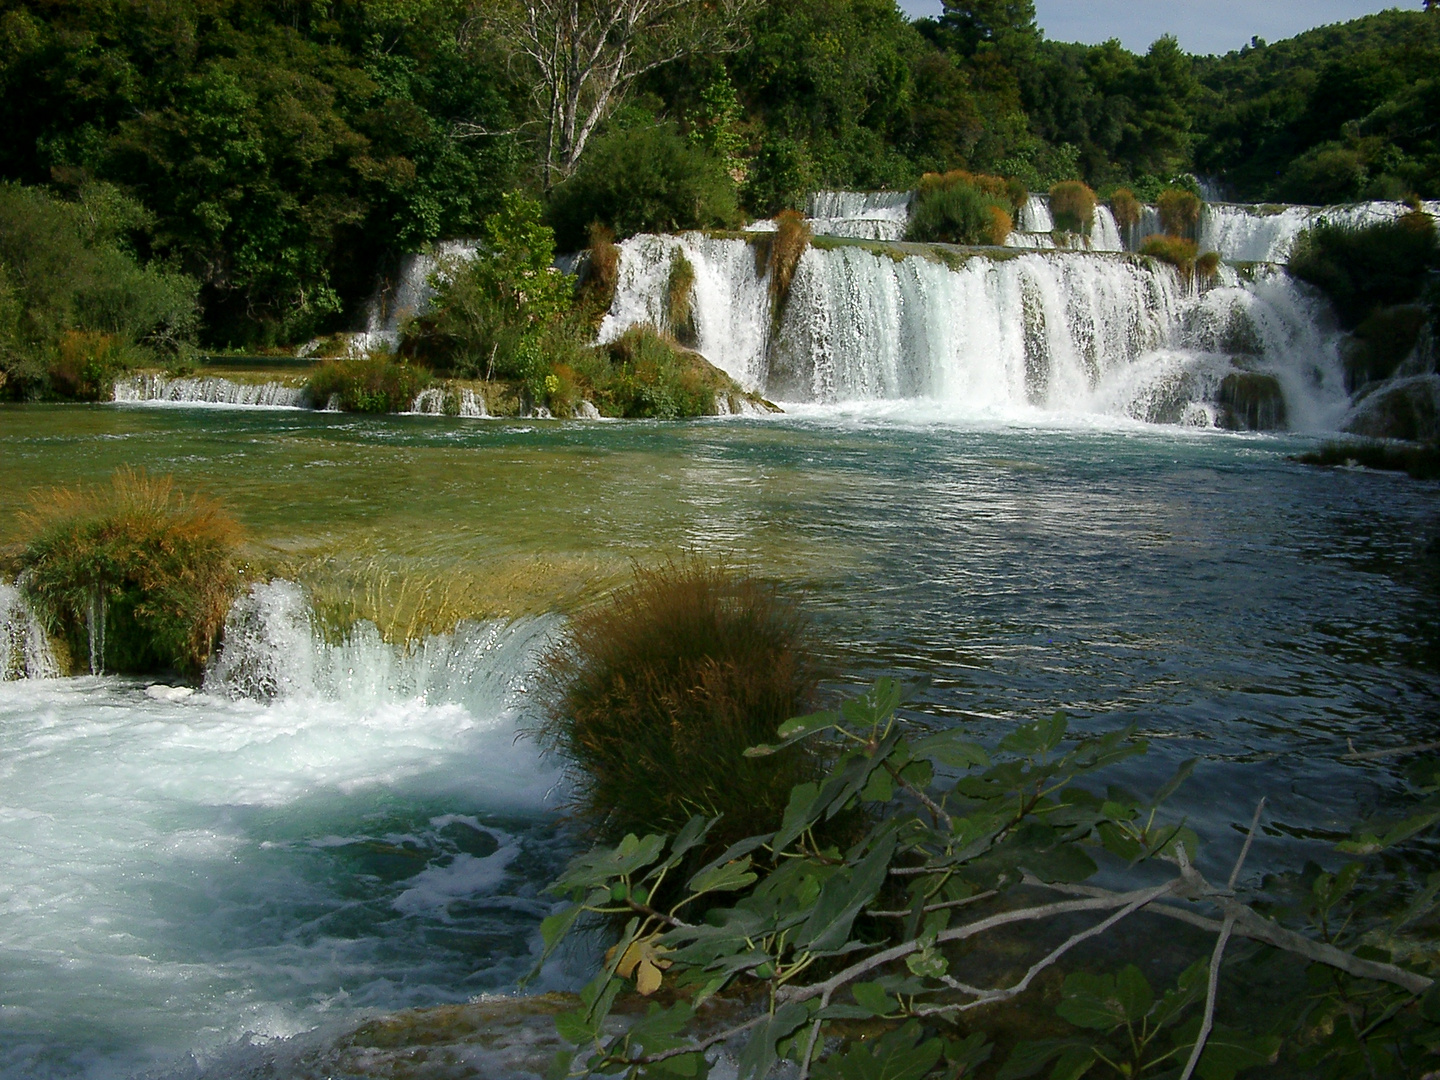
[1179,913,1235,1080]
[868,889,999,919]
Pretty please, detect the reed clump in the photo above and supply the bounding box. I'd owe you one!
[665,250,697,346]
[537,561,826,855]
[307,353,432,412]
[577,223,621,328]
[1108,187,1141,232]
[1157,187,1202,239]
[1048,181,1096,237]
[907,170,1016,246]
[767,209,812,322]
[1141,234,1199,278]
[16,468,242,674]
[579,324,742,418]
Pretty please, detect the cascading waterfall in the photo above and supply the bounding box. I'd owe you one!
[805,191,913,241]
[0,583,59,680]
[1199,200,1440,264]
[114,374,308,407]
[601,231,1350,429]
[364,239,482,348]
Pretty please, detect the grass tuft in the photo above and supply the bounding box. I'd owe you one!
[1157,188,1202,239]
[1108,188,1141,232]
[16,468,242,674]
[768,209,812,325]
[665,250,697,346]
[536,560,827,855]
[1048,181,1096,237]
[908,171,1015,246]
[1141,235,1199,279]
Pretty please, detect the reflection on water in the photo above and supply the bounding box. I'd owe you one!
[1,403,1438,1077]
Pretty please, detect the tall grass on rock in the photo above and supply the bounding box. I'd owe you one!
[1048,181,1096,236]
[907,170,1015,246]
[537,562,825,855]
[17,469,242,675]
[307,353,431,412]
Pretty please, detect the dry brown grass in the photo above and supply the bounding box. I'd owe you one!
[579,223,621,327]
[536,560,827,856]
[1108,188,1141,232]
[1157,188,1202,239]
[1048,181,1096,236]
[17,468,242,673]
[768,209,812,322]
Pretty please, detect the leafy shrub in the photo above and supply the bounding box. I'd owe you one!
[1276,143,1368,205]
[46,330,140,401]
[307,354,432,412]
[404,194,575,382]
[1157,187,1202,238]
[742,136,815,218]
[546,124,741,251]
[536,561,825,855]
[17,468,242,675]
[907,171,1015,245]
[577,224,621,328]
[577,325,742,418]
[1048,180,1096,236]
[1288,211,1440,328]
[1108,187,1142,232]
[0,183,198,399]
[1141,234,1199,275]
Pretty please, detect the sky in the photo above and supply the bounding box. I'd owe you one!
[893,0,1419,56]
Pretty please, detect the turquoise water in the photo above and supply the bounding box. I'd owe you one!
[1,403,1438,1076]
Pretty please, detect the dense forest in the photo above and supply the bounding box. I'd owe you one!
[0,0,1436,362]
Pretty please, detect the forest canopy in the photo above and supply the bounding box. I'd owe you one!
[0,0,1435,352]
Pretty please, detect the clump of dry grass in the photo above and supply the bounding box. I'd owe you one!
[1157,188,1202,239]
[1108,188,1141,232]
[536,560,827,857]
[768,209,812,323]
[1141,234,1199,280]
[665,249,697,346]
[1048,181,1096,237]
[578,223,621,328]
[17,467,242,674]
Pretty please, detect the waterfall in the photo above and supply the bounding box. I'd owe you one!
[0,583,59,680]
[598,232,773,389]
[805,191,913,241]
[365,240,482,346]
[459,388,488,417]
[602,231,1349,429]
[409,388,448,415]
[113,374,308,407]
[1199,200,1440,264]
[1091,206,1125,252]
[1017,194,1055,233]
[204,580,554,712]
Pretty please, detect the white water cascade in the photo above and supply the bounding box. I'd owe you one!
[805,190,913,241]
[0,579,568,1078]
[1199,200,1440,264]
[113,374,308,408]
[601,230,1349,429]
[0,583,59,681]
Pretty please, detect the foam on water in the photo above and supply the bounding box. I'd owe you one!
[0,581,569,1079]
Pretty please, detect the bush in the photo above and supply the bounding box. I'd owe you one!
[1276,143,1368,205]
[307,354,432,412]
[1156,186,1202,238]
[1141,234,1199,276]
[907,171,1015,245]
[0,183,199,399]
[577,224,621,328]
[742,135,815,218]
[546,124,741,251]
[579,325,740,418]
[1049,180,1096,236]
[404,194,575,382]
[17,468,242,675]
[536,561,825,854]
[1108,187,1141,232]
[1195,250,1222,280]
[1288,211,1440,328]
[1345,304,1428,387]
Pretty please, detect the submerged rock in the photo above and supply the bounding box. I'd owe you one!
[1343,373,1440,442]
[1217,372,1287,431]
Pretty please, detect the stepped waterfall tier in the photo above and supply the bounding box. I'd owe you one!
[599,231,1349,430]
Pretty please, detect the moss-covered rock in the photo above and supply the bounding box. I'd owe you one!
[1217,372,1287,431]
[1343,374,1440,442]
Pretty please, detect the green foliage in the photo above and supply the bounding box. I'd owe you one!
[908,170,1015,245]
[0,182,198,398]
[576,326,746,419]
[407,194,575,384]
[1288,211,1440,328]
[688,75,745,177]
[306,353,431,413]
[17,468,242,675]
[546,124,740,251]
[535,560,825,857]
[1141,234,1199,276]
[1048,180,1096,236]
[743,136,816,218]
[536,679,1440,1080]
[665,251,697,347]
[0,0,520,348]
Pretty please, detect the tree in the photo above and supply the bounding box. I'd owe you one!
[486,0,755,187]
